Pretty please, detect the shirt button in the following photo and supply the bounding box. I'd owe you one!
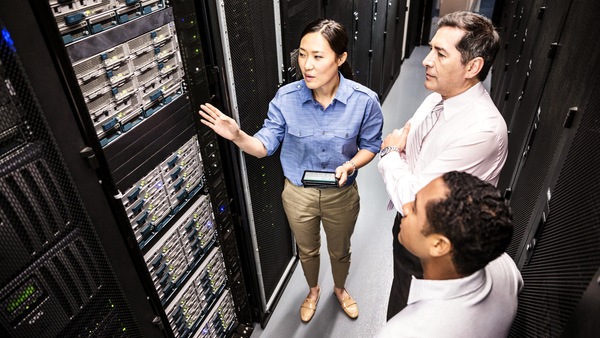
[353,85,359,89]
[297,85,301,89]
[346,133,349,137]
[322,149,325,152]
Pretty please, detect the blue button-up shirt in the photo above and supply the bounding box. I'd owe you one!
[254,74,383,186]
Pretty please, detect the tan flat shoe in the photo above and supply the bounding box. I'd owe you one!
[300,288,321,322]
[337,291,359,319]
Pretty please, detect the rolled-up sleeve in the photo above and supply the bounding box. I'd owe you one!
[254,94,286,156]
[358,98,384,153]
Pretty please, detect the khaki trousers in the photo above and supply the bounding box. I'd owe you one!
[281,179,360,289]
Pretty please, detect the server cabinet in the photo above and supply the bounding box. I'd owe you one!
[404,0,425,59]
[351,0,375,87]
[211,0,297,327]
[381,0,407,100]
[490,0,520,105]
[488,0,600,336]
[493,0,571,259]
[0,16,145,337]
[369,0,389,96]
[1,0,253,337]
[509,63,600,337]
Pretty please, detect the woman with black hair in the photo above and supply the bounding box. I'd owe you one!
[199,18,383,323]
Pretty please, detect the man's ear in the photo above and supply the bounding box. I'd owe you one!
[429,234,452,257]
[465,57,484,79]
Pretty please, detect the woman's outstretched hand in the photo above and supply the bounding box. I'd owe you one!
[199,103,241,141]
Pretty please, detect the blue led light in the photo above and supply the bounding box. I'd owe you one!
[206,221,213,229]
[219,205,225,213]
[2,28,15,50]
[155,181,163,189]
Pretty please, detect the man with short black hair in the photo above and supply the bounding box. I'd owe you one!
[377,171,522,337]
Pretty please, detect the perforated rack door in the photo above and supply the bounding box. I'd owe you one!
[0,20,143,338]
[500,0,600,336]
[219,0,295,320]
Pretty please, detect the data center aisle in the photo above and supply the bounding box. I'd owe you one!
[250,45,431,338]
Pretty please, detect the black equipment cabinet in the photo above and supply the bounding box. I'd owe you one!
[0,11,148,338]
[492,0,600,336]
[211,0,297,327]
[0,0,252,337]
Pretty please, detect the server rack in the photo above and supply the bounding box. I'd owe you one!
[493,0,572,259]
[210,0,297,327]
[1,0,252,337]
[404,0,425,60]
[369,0,390,97]
[378,0,408,100]
[490,0,600,336]
[0,16,145,337]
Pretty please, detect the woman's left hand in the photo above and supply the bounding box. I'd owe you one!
[335,164,353,187]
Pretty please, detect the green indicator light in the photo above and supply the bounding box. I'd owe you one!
[6,284,36,313]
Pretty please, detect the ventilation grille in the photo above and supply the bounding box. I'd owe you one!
[222,0,295,306]
[510,75,600,337]
[0,230,102,336]
[508,0,600,329]
[1,143,72,279]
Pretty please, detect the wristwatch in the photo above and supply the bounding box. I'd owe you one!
[379,146,400,159]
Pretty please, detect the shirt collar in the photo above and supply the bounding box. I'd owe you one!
[406,269,486,305]
[299,72,350,105]
[441,82,486,120]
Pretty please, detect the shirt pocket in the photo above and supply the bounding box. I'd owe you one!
[286,127,315,159]
[333,129,359,154]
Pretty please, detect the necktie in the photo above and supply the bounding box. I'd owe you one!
[386,100,444,212]
[410,100,443,159]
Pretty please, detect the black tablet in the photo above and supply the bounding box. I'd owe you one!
[301,170,338,187]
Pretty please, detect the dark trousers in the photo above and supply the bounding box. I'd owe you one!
[386,212,424,320]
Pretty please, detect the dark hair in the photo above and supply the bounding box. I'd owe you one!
[437,11,500,82]
[300,19,354,80]
[423,171,513,276]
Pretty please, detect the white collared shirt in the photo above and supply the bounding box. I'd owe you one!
[378,82,508,212]
[377,254,524,338]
